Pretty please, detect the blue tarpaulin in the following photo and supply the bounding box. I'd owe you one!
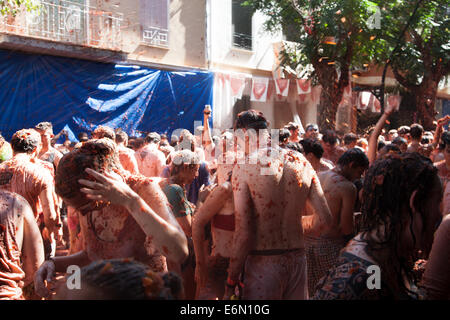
[0,49,213,141]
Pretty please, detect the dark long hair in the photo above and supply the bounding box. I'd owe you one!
[359,152,438,297]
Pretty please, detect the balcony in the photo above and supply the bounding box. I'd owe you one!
[142,26,169,48]
[0,0,123,51]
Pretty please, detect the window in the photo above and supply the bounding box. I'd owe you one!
[140,0,169,47]
[232,0,253,50]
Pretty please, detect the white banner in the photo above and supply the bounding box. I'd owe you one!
[274,78,290,97]
[251,77,269,102]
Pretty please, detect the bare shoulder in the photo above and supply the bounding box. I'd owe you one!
[338,180,357,195]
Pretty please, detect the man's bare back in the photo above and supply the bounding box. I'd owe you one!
[232,147,331,252]
[317,170,357,238]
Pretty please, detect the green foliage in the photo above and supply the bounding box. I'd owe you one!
[0,0,40,16]
[242,0,388,83]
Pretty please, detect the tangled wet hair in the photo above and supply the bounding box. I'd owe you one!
[11,129,41,154]
[169,150,200,177]
[55,138,120,203]
[359,152,439,297]
[75,259,183,300]
[285,142,304,154]
[93,126,116,141]
[300,138,324,159]
[234,109,268,130]
[338,148,369,168]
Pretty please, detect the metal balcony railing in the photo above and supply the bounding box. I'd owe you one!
[0,0,123,51]
[142,26,169,48]
[232,31,252,51]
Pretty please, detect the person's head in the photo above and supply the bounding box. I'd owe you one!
[132,138,146,151]
[145,132,161,145]
[160,134,168,143]
[441,131,450,164]
[378,143,401,159]
[321,130,338,153]
[234,110,269,153]
[285,122,300,140]
[337,148,369,181]
[391,137,408,153]
[92,126,115,141]
[170,135,179,148]
[343,133,358,149]
[409,124,424,142]
[10,129,41,157]
[35,122,54,148]
[397,125,410,138]
[55,138,120,215]
[279,128,291,147]
[177,130,196,152]
[377,140,386,151]
[78,132,89,142]
[359,153,442,294]
[304,124,319,140]
[55,259,183,300]
[115,130,129,146]
[388,129,398,141]
[299,138,324,163]
[356,138,368,153]
[169,150,200,185]
[285,142,303,154]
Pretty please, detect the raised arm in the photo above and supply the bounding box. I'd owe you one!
[368,102,396,164]
[79,169,188,264]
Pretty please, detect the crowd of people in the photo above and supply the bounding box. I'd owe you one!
[0,102,449,300]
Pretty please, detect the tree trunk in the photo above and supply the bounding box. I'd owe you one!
[413,80,439,130]
[317,87,339,131]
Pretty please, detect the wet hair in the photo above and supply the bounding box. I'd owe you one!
[55,138,119,207]
[176,131,196,152]
[93,126,116,141]
[344,133,358,146]
[75,259,183,300]
[285,142,303,154]
[300,138,324,159]
[285,122,299,131]
[359,153,439,297]
[380,144,401,155]
[234,109,268,130]
[132,138,146,150]
[421,136,430,144]
[279,128,291,144]
[377,140,386,151]
[170,150,200,176]
[305,123,319,132]
[410,124,424,140]
[322,130,338,145]
[115,130,128,144]
[35,122,53,134]
[78,132,89,141]
[11,129,41,154]
[392,136,407,147]
[145,132,161,144]
[337,148,369,168]
[397,126,410,135]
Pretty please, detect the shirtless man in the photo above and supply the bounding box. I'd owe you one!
[0,190,45,300]
[34,139,188,299]
[0,129,60,258]
[300,139,334,173]
[304,148,369,296]
[35,122,63,170]
[115,130,139,175]
[223,110,332,300]
[321,130,345,165]
[135,132,167,177]
[407,123,425,154]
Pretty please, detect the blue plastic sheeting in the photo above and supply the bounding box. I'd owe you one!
[0,49,213,141]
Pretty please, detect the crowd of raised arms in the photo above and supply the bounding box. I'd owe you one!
[0,102,449,300]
